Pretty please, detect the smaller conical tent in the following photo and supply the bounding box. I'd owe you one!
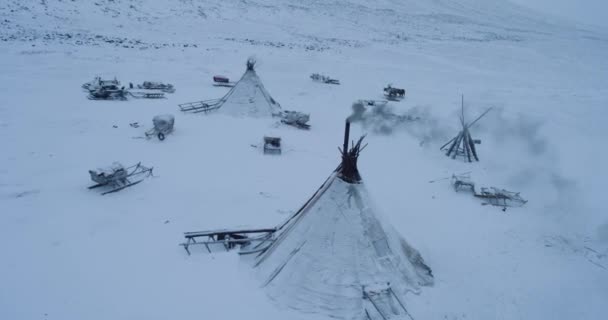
[216,58,282,117]
[253,121,433,319]
[440,96,492,162]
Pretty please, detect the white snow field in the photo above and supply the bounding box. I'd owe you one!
[1,0,607,319]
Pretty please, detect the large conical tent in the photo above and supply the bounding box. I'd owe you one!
[216,58,282,117]
[178,58,282,117]
[440,96,492,162]
[253,121,434,320]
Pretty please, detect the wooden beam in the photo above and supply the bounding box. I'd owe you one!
[468,132,479,161]
[446,132,463,157]
[462,129,472,162]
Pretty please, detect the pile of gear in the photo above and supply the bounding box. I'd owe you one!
[83,77,128,100]
[278,110,310,129]
[136,81,175,93]
[82,77,176,100]
[310,73,340,85]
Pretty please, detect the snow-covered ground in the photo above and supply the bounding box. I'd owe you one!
[1,1,607,319]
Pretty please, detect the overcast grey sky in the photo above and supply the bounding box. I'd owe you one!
[509,0,608,29]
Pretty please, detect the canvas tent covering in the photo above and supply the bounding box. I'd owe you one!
[214,58,281,117]
[252,122,433,319]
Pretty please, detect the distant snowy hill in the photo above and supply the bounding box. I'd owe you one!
[1,1,607,320]
[0,0,589,49]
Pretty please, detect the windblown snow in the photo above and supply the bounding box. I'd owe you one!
[1,0,607,320]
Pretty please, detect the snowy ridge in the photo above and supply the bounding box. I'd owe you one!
[0,0,588,50]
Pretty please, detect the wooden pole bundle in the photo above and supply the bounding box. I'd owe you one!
[440,95,491,162]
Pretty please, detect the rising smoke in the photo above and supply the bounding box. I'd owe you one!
[348,100,465,152]
[350,99,588,233]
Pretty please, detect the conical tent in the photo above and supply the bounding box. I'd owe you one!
[178,59,312,128]
[440,96,492,162]
[217,58,282,117]
[253,122,433,319]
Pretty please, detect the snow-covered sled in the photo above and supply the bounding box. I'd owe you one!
[475,187,528,208]
[88,162,153,195]
[212,75,235,87]
[128,91,165,99]
[137,81,175,93]
[451,174,527,209]
[87,86,128,100]
[82,76,120,91]
[278,110,310,129]
[310,73,340,85]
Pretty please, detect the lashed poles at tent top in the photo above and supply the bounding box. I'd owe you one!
[338,120,367,183]
[246,57,256,70]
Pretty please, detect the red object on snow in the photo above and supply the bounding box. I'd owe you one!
[213,75,229,83]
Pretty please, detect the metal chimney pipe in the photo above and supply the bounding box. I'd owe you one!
[343,120,350,154]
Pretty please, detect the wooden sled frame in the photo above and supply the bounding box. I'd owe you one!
[88,162,153,195]
[178,99,222,113]
[180,228,277,255]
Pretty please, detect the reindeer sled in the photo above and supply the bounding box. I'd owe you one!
[383,84,405,101]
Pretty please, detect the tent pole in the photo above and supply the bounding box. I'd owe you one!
[447,132,463,158]
[463,130,473,162]
[440,136,456,150]
[469,135,479,161]
[466,107,492,129]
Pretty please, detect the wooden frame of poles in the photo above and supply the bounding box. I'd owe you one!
[440,95,492,162]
